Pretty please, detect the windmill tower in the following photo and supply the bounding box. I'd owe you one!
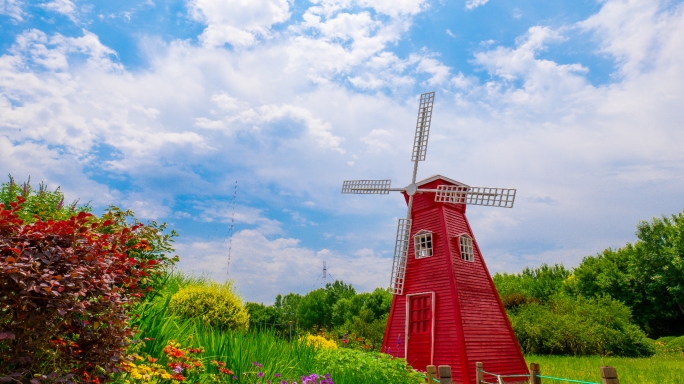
[342,92,528,383]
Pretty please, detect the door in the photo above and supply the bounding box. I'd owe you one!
[406,293,433,370]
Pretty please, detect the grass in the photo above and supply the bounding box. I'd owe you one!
[121,272,422,384]
[526,352,684,384]
[125,273,319,383]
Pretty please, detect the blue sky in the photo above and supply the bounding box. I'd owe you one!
[2,0,684,303]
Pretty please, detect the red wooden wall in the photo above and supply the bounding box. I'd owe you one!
[381,176,528,383]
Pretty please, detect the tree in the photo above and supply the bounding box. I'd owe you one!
[245,302,281,329]
[297,289,330,329]
[493,264,572,303]
[276,292,302,324]
[575,211,684,337]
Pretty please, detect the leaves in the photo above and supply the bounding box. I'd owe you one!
[0,185,176,382]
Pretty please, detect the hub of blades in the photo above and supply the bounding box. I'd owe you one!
[406,183,418,196]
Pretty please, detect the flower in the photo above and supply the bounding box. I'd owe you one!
[258,372,264,378]
[253,361,263,368]
[218,367,234,375]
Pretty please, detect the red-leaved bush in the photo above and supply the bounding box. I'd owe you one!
[0,197,167,383]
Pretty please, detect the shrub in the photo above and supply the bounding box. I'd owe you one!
[509,295,655,357]
[314,348,423,384]
[303,334,338,350]
[169,281,249,331]
[0,198,171,381]
[664,336,684,352]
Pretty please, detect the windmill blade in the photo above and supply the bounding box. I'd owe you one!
[411,92,435,162]
[389,218,412,295]
[434,185,516,208]
[342,179,392,194]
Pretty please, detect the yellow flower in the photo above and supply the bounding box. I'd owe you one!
[303,334,338,349]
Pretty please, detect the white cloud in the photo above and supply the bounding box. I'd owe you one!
[0,0,23,21]
[41,0,77,21]
[189,0,291,47]
[3,0,684,297]
[465,0,488,11]
[177,230,391,303]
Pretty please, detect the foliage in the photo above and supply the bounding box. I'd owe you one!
[0,176,91,223]
[123,336,335,384]
[493,264,573,303]
[662,336,684,352]
[297,288,330,329]
[274,292,302,324]
[574,211,684,337]
[169,281,249,331]
[125,274,325,384]
[313,348,423,384]
[124,340,205,382]
[245,302,281,330]
[0,197,173,382]
[509,295,654,357]
[303,334,338,350]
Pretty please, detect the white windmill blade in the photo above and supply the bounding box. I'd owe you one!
[342,179,392,194]
[434,185,517,208]
[389,218,412,295]
[411,92,435,162]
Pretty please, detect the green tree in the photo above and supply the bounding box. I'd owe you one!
[493,263,573,303]
[325,280,356,309]
[509,295,653,357]
[275,292,302,324]
[575,211,684,337]
[297,289,330,329]
[245,302,281,329]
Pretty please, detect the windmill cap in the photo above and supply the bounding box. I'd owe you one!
[415,174,469,188]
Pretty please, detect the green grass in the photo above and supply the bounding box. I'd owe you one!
[125,273,319,383]
[120,272,422,384]
[525,353,684,384]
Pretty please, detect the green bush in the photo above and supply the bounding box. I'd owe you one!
[664,336,684,352]
[314,348,423,384]
[509,295,655,357]
[657,336,677,344]
[169,281,249,331]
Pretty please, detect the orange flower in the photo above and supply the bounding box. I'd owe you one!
[147,356,158,363]
[218,367,234,375]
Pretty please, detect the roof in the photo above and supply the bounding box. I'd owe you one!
[415,174,469,188]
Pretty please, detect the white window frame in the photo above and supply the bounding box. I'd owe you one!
[459,234,474,262]
[414,230,433,259]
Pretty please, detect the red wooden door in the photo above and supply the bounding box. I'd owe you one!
[406,293,433,369]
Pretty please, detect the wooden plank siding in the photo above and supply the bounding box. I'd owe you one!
[383,176,528,384]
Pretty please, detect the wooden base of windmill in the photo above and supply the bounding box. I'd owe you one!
[381,175,528,384]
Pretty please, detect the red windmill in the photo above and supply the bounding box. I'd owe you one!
[342,92,528,383]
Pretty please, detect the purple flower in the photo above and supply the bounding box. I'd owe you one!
[172,366,183,374]
[258,372,264,378]
[275,373,281,378]
[253,361,263,368]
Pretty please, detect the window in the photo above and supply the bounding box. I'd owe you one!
[414,231,433,259]
[459,235,474,262]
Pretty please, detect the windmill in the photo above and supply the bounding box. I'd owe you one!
[342,92,528,383]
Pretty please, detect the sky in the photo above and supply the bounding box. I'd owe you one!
[1,0,684,303]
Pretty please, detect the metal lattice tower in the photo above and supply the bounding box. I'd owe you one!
[226,181,238,276]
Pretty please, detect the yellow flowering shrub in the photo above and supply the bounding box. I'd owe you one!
[170,281,249,331]
[303,334,338,350]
